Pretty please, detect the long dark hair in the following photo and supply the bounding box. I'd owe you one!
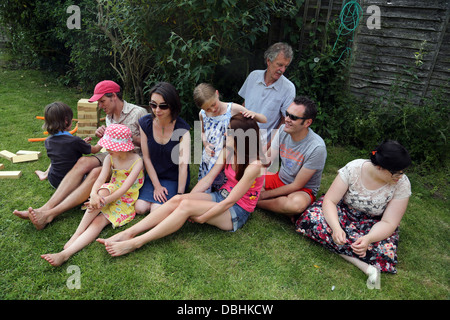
[148,82,181,122]
[370,140,412,172]
[226,113,266,180]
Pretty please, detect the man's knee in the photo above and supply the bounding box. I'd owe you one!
[73,156,101,175]
[82,166,102,184]
[285,193,311,214]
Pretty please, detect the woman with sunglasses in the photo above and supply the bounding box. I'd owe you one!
[296,140,412,288]
[134,82,191,214]
[97,114,267,256]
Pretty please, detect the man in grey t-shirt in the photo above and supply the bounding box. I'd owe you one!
[257,96,327,217]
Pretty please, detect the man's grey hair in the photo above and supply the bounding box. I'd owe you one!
[264,42,294,62]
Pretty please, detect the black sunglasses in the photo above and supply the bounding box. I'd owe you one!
[149,102,169,110]
[285,111,308,121]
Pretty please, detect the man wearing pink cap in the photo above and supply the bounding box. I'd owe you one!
[14,80,148,230]
[88,80,147,159]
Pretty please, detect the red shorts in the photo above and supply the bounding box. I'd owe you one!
[264,172,316,205]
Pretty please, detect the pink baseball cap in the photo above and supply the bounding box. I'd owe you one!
[88,80,121,102]
[98,124,135,152]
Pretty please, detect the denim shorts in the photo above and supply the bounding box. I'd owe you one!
[210,189,251,232]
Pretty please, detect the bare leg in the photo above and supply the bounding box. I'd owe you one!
[101,197,232,257]
[340,254,380,288]
[97,193,211,244]
[340,254,370,273]
[27,166,102,230]
[150,203,161,213]
[41,214,110,267]
[134,199,161,215]
[13,156,100,220]
[65,188,109,248]
[257,191,311,216]
[64,208,103,249]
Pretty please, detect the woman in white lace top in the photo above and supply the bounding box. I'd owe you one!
[296,140,412,288]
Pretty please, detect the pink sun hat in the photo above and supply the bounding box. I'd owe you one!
[98,124,135,152]
[89,80,121,102]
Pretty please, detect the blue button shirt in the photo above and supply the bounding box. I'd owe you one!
[238,69,296,140]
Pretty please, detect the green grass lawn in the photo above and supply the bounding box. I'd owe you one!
[0,64,448,301]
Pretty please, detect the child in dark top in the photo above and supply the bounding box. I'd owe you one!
[35,102,102,188]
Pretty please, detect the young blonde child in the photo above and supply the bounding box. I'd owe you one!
[35,102,102,188]
[41,124,144,267]
[193,83,267,191]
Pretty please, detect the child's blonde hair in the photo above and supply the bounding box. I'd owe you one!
[193,83,216,109]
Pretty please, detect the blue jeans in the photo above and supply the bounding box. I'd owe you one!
[210,189,251,232]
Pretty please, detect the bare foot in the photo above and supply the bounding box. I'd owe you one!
[28,207,50,230]
[64,233,80,250]
[41,252,68,267]
[35,170,48,181]
[96,230,133,244]
[13,209,30,220]
[103,240,139,257]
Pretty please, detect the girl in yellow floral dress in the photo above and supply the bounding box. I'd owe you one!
[41,124,144,267]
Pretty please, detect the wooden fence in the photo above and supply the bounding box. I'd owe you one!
[269,0,449,104]
[348,0,449,103]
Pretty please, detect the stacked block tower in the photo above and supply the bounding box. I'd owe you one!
[77,99,99,137]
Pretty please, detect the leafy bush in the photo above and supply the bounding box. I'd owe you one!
[347,85,449,171]
[0,0,117,90]
[290,19,352,144]
[142,0,278,123]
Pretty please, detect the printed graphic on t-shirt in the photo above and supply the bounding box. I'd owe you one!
[280,143,304,166]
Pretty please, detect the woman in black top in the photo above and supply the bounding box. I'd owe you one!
[135,82,190,215]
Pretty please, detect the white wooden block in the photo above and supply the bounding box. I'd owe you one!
[12,153,39,163]
[0,171,22,179]
[0,150,16,161]
[16,150,42,158]
[77,98,98,107]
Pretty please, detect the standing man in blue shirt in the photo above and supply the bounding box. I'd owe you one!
[238,42,296,146]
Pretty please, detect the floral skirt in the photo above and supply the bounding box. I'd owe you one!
[295,196,399,273]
